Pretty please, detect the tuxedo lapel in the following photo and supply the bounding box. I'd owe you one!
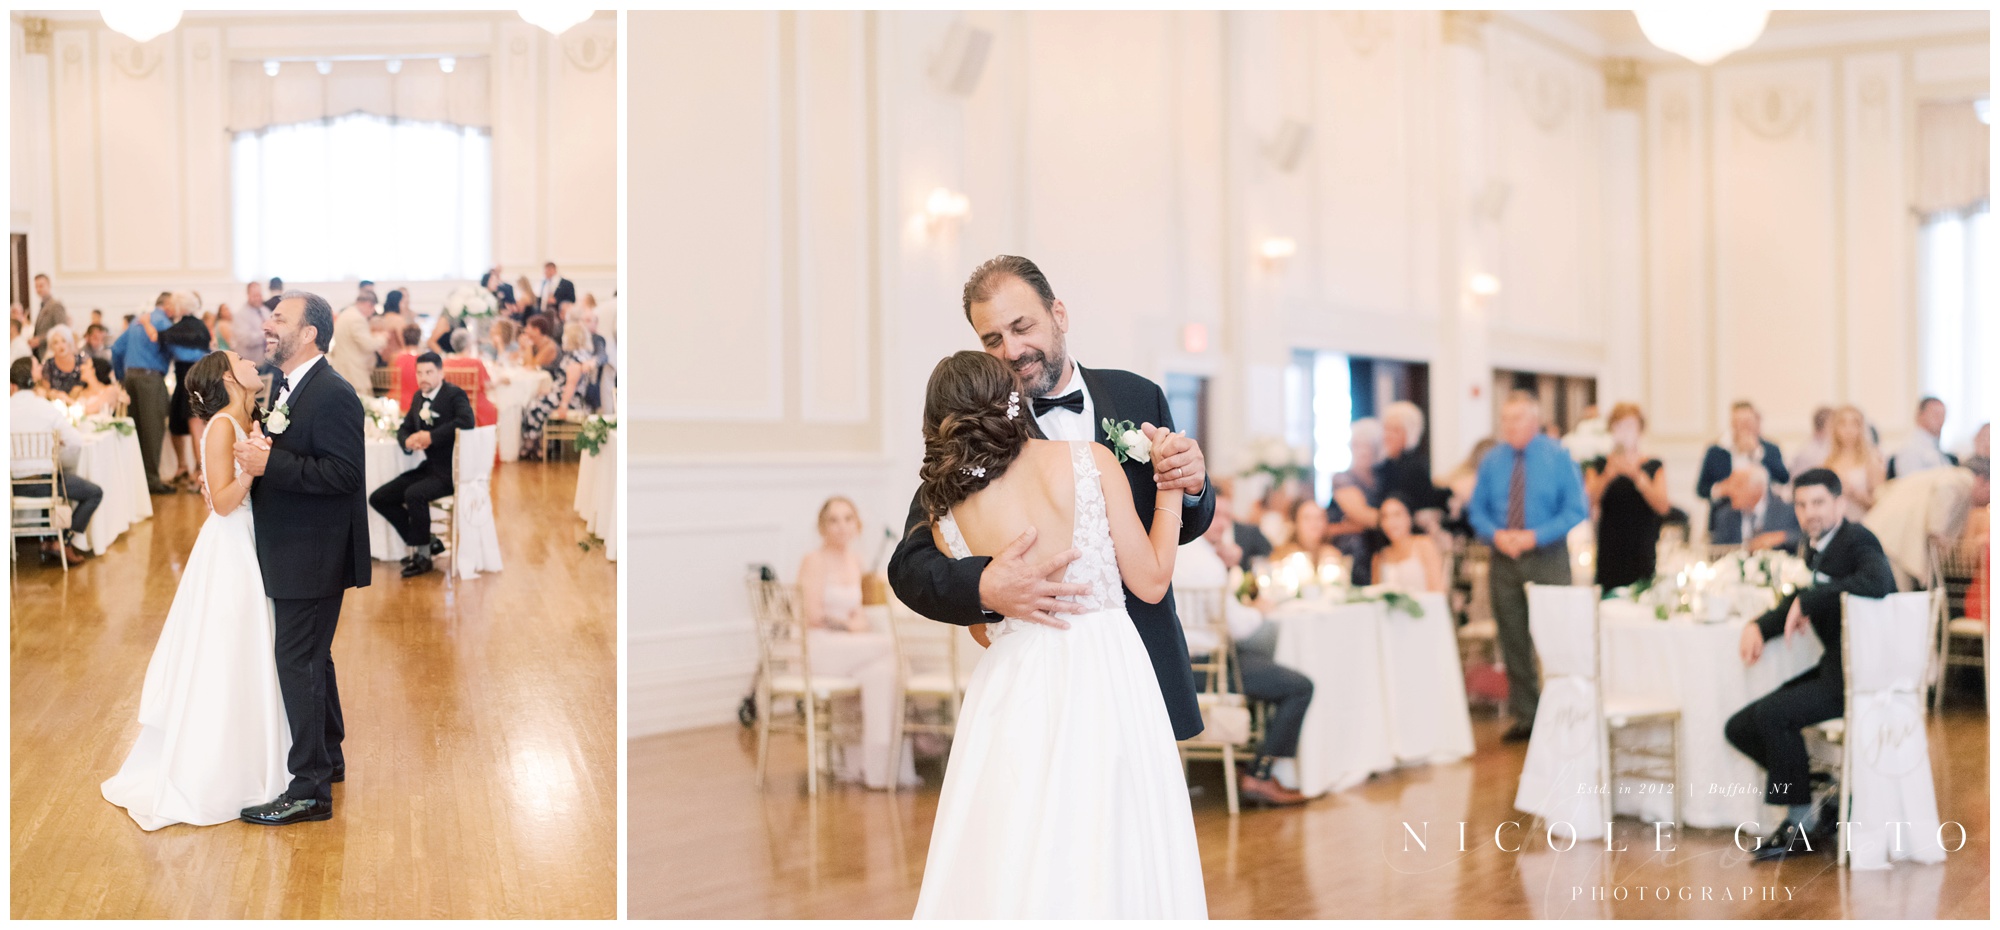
[1078,364,1113,447]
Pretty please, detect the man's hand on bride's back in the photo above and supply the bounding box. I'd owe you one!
[978,526,1086,630]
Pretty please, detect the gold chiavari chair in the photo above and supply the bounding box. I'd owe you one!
[1175,585,1258,815]
[748,579,861,796]
[886,595,962,792]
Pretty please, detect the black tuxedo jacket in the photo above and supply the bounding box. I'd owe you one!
[540,277,576,312]
[1753,520,1896,682]
[399,381,477,483]
[888,365,1215,740]
[252,357,372,600]
[1708,489,1803,549]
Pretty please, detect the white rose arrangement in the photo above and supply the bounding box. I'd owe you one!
[443,284,500,319]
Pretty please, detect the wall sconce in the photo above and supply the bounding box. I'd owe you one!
[439,56,457,74]
[315,60,333,75]
[922,187,971,237]
[1258,237,1297,270]
[263,59,281,77]
[1468,272,1501,297]
[386,59,403,75]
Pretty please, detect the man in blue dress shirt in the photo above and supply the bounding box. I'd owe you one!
[109,293,181,495]
[1469,391,1590,741]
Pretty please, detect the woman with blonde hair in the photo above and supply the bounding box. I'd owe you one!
[1824,404,1886,521]
[794,496,915,790]
[1584,402,1671,590]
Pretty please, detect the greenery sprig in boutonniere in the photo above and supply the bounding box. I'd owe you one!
[266,402,292,435]
[1100,418,1152,464]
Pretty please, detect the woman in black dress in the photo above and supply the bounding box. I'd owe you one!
[1585,402,1673,590]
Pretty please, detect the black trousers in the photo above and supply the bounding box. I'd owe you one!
[124,369,170,489]
[169,359,195,436]
[1239,651,1314,759]
[274,594,346,804]
[369,470,452,549]
[1724,669,1842,806]
[1489,541,1571,725]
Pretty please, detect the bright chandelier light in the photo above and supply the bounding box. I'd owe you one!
[1633,8,1769,66]
[518,4,596,36]
[101,6,183,43]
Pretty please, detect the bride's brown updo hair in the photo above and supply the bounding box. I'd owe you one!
[918,351,1044,523]
[183,350,240,422]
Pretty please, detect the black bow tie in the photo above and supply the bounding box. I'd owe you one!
[269,372,288,404]
[1033,391,1084,417]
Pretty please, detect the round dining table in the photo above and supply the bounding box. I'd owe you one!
[364,435,426,561]
[489,364,554,463]
[574,429,617,561]
[67,418,154,554]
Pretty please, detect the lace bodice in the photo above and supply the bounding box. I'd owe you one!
[938,442,1125,626]
[202,412,251,515]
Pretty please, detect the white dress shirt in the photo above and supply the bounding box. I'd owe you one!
[1891,431,1949,478]
[1032,361,1095,442]
[1740,493,1770,543]
[9,390,86,477]
[274,354,324,410]
[1173,536,1267,653]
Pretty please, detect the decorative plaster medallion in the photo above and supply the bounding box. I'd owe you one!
[562,34,615,73]
[1516,66,1571,132]
[1734,85,1811,140]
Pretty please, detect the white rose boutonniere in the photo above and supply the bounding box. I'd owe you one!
[266,403,292,435]
[420,400,435,425]
[1101,418,1152,464]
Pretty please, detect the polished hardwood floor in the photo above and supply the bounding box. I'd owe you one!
[10,459,616,919]
[631,699,1989,919]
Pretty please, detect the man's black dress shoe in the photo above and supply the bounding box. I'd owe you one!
[1750,818,1825,862]
[428,537,445,557]
[402,554,434,578]
[332,766,345,783]
[1501,721,1534,742]
[240,794,332,825]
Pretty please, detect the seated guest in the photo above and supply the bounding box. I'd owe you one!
[76,356,124,416]
[795,496,913,790]
[1726,468,1896,862]
[1378,401,1446,514]
[488,318,522,368]
[38,325,88,400]
[1256,482,1299,549]
[8,358,99,562]
[1373,495,1443,592]
[82,323,113,364]
[1698,400,1790,504]
[1863,456,1989,591]
[558,322,602,413]
[1175,515,1313,807]
[1824,404,1886,522]
[443,330,498,428]
[393,325,425,412]
[1212,480,1271,564]
[1270,497,1337,567]
[9,317,29,363]
[1789,406,1835,476]
[1326,418,1386,583]
[1888,396,1955,479]
[369,353,475,579]
[517,318,591,461]
[1583,403,1671,591]
[1709,464,1803,552]
[521,314,561,369]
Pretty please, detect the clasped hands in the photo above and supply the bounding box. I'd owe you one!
[405,431,433,452]
[232,423,272,478]
[978,427,1207,630]
[1491,528,1539,559]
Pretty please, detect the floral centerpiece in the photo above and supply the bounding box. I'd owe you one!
[1610,548,1812,622]
[443,284,500,319]
[576,414,618,456]
[1562,416,1613,467]
[365,397,403,437]
[1239,435,1313,484]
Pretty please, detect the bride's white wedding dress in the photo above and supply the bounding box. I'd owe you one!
[101,412,292,830]
[914,441,1207,918]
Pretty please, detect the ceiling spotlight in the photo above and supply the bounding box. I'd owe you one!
[263,59,280,77]
[315,60,332,76]
[386,59,403,75]
[101,6,182,43]
[518,4,596,36]
[439,57,456,74]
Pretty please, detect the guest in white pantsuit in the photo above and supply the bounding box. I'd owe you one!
[795,497,914,790]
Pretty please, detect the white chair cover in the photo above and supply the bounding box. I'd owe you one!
[452,426,503,580]
[1378,592,1476,763]
[1514,584,1606,840]
[1843,591,1946,870]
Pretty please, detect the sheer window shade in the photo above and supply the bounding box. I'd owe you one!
[1915,101,1989,218]
[227,57,490,134]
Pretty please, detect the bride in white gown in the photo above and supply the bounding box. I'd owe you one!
[911,352,1206,919]
[102,349,292,830]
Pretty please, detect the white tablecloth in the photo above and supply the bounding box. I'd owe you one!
[574,430,616,561]
[490,365,553,463]
[364,436,426,561]
[1270,591,1473,796]
[68,420,153,554]
[1598,600,1823,828]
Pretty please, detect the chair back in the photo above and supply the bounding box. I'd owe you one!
[1931,541,1983,621]
[1842,591,1938,696]
[1526,583,1601,680]
[443,367,480,394]
[9,430,60,482]
[455,425,499,485]
[370,367,399,398]
[886,599,959,693]
[748,579,812,687]
[1175,585,1235,693]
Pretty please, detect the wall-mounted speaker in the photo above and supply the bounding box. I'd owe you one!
[929,22,993,97]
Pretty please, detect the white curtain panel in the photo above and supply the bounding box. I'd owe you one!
[231,112,493,282]
[1914,101,1990,217]
[227,58,491,133]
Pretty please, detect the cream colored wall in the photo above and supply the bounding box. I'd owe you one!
[630,11,1988,735]
[9,12,617,319]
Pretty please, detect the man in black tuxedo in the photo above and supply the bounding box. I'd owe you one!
[232,291,372,826]
[888,255,1215,741]
[1708,464,1803,550]
[1725,468,1896,862]
[537,261,576,316]
[370,352,476,578]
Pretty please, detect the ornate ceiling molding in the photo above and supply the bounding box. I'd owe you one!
[1442,11,1489,49]
[23,17,53,55]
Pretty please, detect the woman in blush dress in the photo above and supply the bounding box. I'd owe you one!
[1373,495,1443,593]
[794,496,916,790]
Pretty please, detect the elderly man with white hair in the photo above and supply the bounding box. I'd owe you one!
[1707,463,1802,551]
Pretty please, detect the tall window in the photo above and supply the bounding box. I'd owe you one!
[1919,205,1991,453]
[232,113,492,282]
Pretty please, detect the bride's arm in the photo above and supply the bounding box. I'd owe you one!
[206,420,250,516]
[1095,444,1179,604]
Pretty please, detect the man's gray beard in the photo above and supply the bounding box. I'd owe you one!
[1024,345,1069,397]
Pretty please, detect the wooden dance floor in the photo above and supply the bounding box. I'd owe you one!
[10,460,617,919]
[631,705,1988,919]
